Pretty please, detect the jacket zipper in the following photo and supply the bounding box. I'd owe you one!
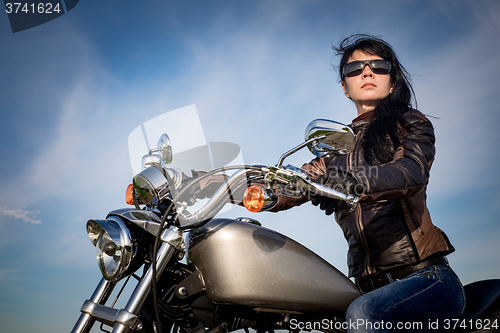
[399,199,421,262]
[355,204,371,275]
[348,139,371,276]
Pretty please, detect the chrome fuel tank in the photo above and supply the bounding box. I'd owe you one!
[188,218,360,312]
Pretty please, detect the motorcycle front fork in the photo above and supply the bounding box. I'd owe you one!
[71,228,182,333]
[71,278,117,333]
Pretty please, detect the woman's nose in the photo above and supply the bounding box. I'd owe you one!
[362,64,374,77]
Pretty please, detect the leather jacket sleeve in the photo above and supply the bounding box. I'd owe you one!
[353,111,436,202]
[271,110,435,210]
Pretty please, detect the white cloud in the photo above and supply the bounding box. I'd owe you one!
[0,29,135,213]
[0,208,42,224]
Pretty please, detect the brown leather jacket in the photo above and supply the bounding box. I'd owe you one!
[273,109,454,277]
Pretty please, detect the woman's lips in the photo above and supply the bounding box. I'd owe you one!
[361,83,376,89]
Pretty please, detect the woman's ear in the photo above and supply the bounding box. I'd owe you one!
[342,81,351,99]
[389,84,395,94]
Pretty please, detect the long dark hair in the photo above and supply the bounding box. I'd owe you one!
[333,34,416,165]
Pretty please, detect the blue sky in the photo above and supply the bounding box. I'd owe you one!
[0,0,499,332]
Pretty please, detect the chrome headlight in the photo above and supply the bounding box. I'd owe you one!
[132,165,183,207]
[133,166,169,206]
[86,216,134,281]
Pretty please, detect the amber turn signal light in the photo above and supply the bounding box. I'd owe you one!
[243,185,265,212]
[125,184,134,205]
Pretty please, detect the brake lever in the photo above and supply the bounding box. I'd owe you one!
[265,165,307,198]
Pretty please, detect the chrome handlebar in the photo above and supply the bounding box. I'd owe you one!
[176,168,267,227]
[172,162,358,227]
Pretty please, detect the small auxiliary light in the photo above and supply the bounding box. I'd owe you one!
[243,185,265,213]
[125,184,134,205]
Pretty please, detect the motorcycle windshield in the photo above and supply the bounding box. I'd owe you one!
[128,105,247,223]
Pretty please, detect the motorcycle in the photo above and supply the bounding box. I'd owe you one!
[71,119,500,333]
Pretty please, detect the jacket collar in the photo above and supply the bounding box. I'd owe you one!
[350,110,373,134]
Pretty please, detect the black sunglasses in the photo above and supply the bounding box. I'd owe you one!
[342,60,392,78]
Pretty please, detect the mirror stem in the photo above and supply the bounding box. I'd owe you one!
[276,135,325,168]
[148,148,163,155]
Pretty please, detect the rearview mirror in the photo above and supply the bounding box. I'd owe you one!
[141,133,173,169]
[157,134,173,164]
[305,119,355,157]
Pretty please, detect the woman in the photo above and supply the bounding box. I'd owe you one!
[273,35,465,332]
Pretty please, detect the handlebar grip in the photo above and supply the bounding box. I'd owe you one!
[309,183,358,210]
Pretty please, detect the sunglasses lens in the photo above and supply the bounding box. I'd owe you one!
[343,61,364,78]
[343,60,391,78]
[371,60,391,75]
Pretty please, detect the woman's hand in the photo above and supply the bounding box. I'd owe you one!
[311,169,357,215]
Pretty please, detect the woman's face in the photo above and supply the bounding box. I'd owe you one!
[341,50,394,115]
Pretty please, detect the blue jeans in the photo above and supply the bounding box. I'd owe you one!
[346,265,466,332]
